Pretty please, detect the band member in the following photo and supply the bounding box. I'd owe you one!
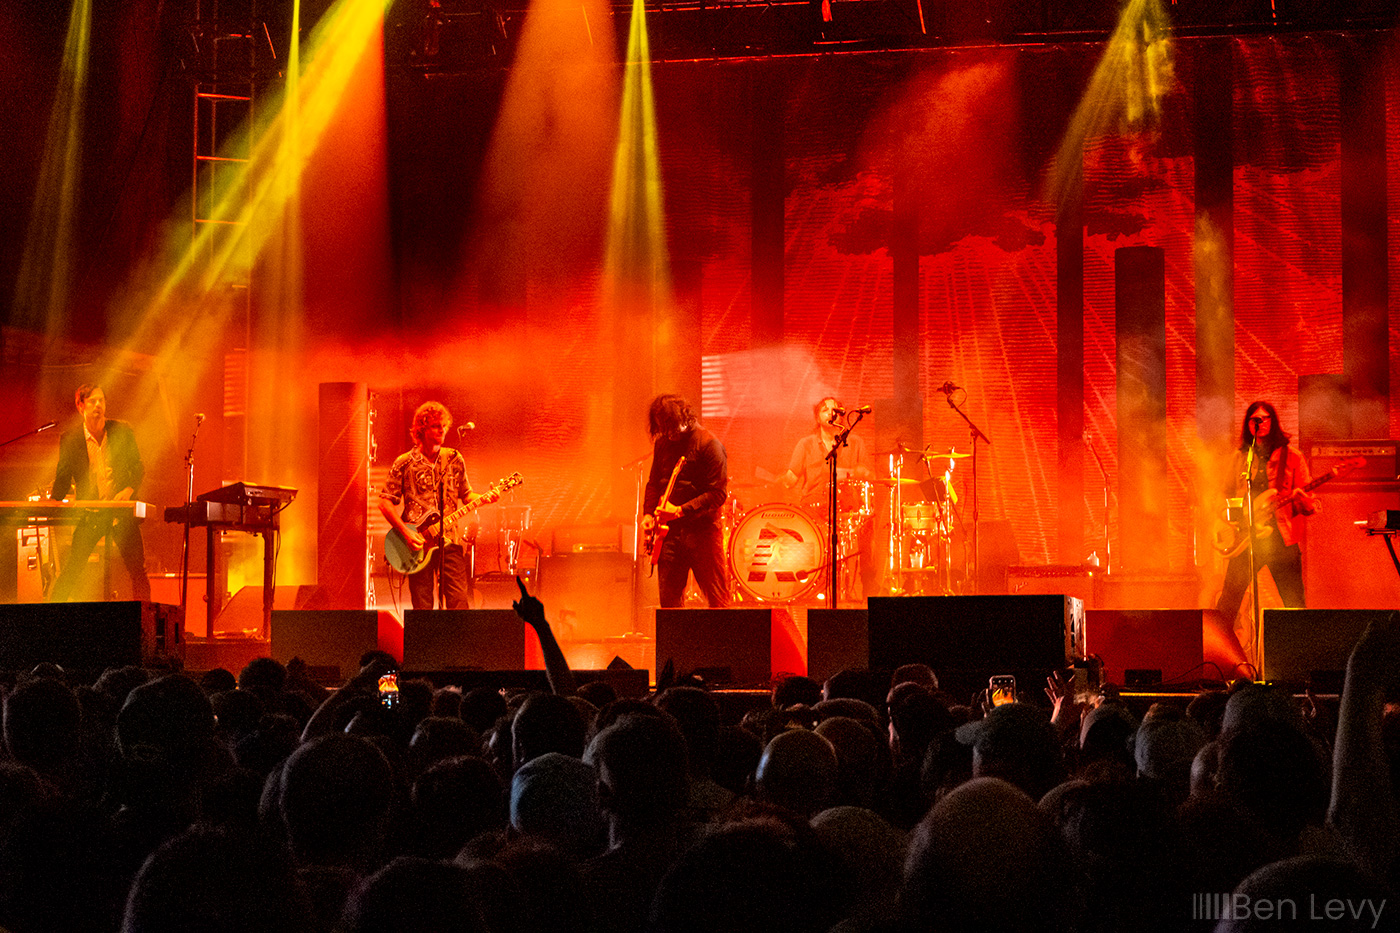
[49,384,150,602]
[642,394,730,608]
[1216,400,1317,621]
[781,397,875,498]
[782,396,877,597]
[379,401,487,610]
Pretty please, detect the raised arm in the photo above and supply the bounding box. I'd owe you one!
[513,576,576,697]
[1328,611,1400,878]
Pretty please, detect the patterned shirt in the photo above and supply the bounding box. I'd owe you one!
[382,447,474,529]
[83,424,114,499]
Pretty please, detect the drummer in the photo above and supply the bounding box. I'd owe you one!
[782,397,878,598]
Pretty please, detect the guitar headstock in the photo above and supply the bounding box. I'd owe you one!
[493,472,525,495]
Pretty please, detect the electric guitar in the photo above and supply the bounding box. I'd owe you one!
[644,457,686,568]
[1212,457,1363,559]
[384,472,524,575]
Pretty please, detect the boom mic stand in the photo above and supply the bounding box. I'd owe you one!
[944,391,990,592]
[824,409,868,608]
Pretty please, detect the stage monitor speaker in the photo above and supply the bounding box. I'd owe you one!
[0,601,181,671]
[272,609,396,682]
[655,608,771,686]
[402,609,525,671]
[1084,609,1204,687]
[868,596,1082,698]
[807,609,868,682]
[534,552,634,641]
[1303,482,1400,610]
[1261,608,1382,689]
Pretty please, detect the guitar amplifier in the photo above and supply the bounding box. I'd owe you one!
[1307,440,1398,483]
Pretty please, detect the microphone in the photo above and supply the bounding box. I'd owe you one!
[457,422,476,436]
[936,381,960,395]
[195,413,206,425]
[36,422,56,433]
[850,405,872,414]
[830,407,846,417]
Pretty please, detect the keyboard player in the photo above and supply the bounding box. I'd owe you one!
[48,384,150,602]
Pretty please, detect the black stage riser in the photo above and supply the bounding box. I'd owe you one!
[1261,608,1387,690]
[271,609,398,683]
[402,609,526,671]
[0,601,182,674]
[868,595,1083,701]
[655,608,772,687]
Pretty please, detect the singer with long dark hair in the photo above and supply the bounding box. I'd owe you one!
[642,394,730,608]
[1215,400,1317,623]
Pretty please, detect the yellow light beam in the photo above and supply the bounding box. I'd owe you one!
[605,0,670,296]
[1045,0,1175,211]
[13,0,92,334]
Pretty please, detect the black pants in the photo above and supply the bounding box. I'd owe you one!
[1216,534,1305,621]
[50,514,150,602]
[658,521,730,608]
[408,543,472,610]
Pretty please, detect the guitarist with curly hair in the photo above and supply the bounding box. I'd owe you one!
[380,401,497,609]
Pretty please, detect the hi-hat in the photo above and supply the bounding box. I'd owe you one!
[870,477,923,485]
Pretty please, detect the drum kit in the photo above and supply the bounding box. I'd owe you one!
[721,446,969,605]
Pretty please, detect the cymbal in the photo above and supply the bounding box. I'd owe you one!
[924,450,971,460]
[869,477,923,485]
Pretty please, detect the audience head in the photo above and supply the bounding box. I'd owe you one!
[955,702,1063,801]
[278,734,395,868]
[122,825,311,933]
[1135,710,1206,793]
[891,663,939,692]
[585,713,689,832]
[509,752,603,858]
[655,686,722,778]
[900,777,1077,933]
[512,693,586,769]
[411,756,506,859]
[772,675,822,709]
[460,688,509,734]
[649,818,843,933]
[4,676,81,777]
[237,658,287,693]
[754,728,839,818]
[341,856,487,933]
[814,715,886,809]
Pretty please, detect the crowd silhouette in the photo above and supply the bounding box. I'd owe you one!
[0,590,1395,933]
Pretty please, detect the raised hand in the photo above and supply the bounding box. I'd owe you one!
[512,575,546,629]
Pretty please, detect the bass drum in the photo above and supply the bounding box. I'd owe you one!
[728,503,826,603]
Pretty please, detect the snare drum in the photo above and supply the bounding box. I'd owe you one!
[728,503,826,602]
[902,502,943,533]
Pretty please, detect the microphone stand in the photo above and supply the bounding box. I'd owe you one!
[436,449,447,610]
[179,417,205,633]
[1243,439,1263,677]
[944,392,990,592]
[1085,433,1112,574]
[825,410,867,607]
[0,422,57,449]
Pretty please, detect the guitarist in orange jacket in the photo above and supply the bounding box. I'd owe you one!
[1215,401,1318,623]
[379,401,481,609]
[642,394,730,608]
